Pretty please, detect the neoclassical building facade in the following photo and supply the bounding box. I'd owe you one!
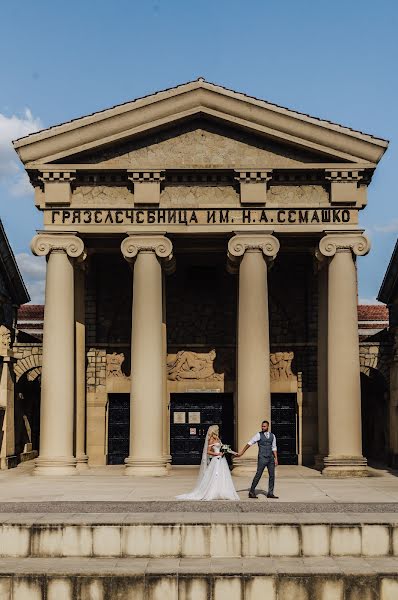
[13,79,388,476]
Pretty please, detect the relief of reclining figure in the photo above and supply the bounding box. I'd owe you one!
[167,349,224,381]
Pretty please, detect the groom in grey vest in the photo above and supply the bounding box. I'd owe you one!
[237,420,279,499]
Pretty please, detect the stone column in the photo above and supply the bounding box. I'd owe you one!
[31,233,85,475]
[121,234,173,476]
[75,264,89,469]
[315,259,328,469]
[228,233,280,475]
[318,232,370,476]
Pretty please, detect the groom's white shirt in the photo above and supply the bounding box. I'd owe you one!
[247,432,277,451]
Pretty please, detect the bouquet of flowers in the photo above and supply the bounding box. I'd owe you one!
[221,444,237,456]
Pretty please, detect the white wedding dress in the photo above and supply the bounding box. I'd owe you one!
[176,441,239,501]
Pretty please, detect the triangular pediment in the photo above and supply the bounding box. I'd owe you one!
[63,118,330,169]
[14,79,388,166]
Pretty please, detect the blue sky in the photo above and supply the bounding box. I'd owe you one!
[0,0,397,302]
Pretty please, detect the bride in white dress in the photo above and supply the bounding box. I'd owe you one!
[176,425,240,501]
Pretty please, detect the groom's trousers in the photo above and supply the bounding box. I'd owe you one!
[250,457,275,494]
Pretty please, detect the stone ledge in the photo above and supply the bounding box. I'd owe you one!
[1,501,398,514]
[1,558,398,600]
[0,555,398,575]
[1,511,398,525]
[1,516,398,559]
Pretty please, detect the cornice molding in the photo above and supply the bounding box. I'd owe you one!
[121,234,173,263]
[38,170,76,184]
[13,81,388,165]
[234,170,273,184]
[30,232,85,259]
[127,170,165,184]
[318,231,370,257]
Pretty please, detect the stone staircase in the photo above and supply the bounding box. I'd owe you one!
[1,512,398,599]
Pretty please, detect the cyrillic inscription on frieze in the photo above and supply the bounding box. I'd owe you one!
[48,207,356,226]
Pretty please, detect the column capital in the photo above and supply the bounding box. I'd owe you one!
[121,233,173,263]
[227,233,280,262]
[318,231,370,258]
[30,232,85,260]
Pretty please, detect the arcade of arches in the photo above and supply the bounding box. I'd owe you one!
[10,79,392,476]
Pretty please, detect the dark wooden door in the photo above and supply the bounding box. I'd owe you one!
[170,393,234,465]
[271,393,297,465]
[107,394,130,465]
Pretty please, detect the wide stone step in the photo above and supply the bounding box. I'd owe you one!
[1,557,398,599]
[1,513,398,559]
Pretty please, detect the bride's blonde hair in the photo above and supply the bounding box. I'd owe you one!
[208,425,219,440]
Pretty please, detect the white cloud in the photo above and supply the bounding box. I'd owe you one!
[16,253,46,304]
[0,109,42,197]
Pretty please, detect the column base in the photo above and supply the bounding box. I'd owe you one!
[76,454,89,471]
[314,453,326,471]
[124,457,168,477]
[322,455,368,477]
[232,456,258,476]
[164,454,172,471]
[34,456,77,476]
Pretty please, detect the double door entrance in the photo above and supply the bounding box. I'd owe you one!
[107,392,234,465]
[170,393,234,465]
[107,392,298,465]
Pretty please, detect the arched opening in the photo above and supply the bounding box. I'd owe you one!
[15,369,41,459]
[361,368,388,464]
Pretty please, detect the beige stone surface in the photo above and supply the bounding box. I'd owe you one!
[2,462,398,503]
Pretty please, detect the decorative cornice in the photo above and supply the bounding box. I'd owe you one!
[127,170,165,184]
[127,170,165,205]
[318,231,370,257]
[228,233,280,262]
[38,170,76,184]
[121,234,173,262]
[30,232,85,259]
[325,169,364,183]
[234,170,273,184]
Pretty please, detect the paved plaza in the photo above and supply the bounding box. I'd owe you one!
[2,463,398,508]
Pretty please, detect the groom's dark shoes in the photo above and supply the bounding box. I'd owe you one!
[267,493,279,499]
[248,491,258,499]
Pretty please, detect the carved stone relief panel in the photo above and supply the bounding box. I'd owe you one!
[106,352,127,378]
[167,349,224,381]
[270,351,294,381]
[0,325,12,355]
